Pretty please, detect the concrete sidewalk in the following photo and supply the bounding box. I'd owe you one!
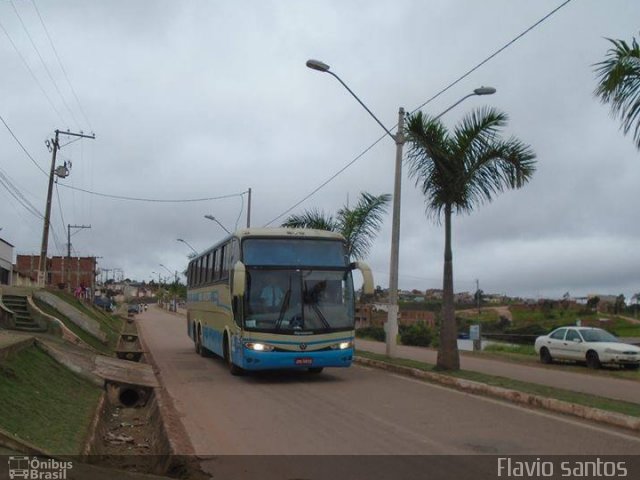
[356,339,640,404]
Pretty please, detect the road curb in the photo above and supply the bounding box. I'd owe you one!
[354,355,640,433]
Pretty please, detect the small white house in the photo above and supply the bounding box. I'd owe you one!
[0,237,14,285]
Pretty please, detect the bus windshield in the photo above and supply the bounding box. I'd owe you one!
[242,238,348,267]
[244,269,354,333]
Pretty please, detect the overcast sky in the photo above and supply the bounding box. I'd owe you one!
[1,0,638,300]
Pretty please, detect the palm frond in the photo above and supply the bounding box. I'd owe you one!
[594,35,640,149]
[281,209,337,231]
[338,192,391,259]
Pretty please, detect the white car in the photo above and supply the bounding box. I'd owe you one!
[534,326,640,370]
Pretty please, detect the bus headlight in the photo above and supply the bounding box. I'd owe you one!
[330,341,353,350]
[244,342,274,352]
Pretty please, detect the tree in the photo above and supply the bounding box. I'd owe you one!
[405,107,536,370]
[594,34,640,150]
[614,294,626,315]
[282,192,391,259]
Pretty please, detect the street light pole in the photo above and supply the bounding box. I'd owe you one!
[177,238,198,256]
[386,107,404,356]
[305,59,496,358]
[204,215,231,234]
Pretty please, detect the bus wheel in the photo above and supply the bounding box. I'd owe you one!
[308,367,324,374]
[195,325,203,355]
[224,334,244,376]
[197,327,213,358]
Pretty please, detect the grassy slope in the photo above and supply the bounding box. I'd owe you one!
[0,346,101,454]
[35,290,123,354]
[356,350,640,418]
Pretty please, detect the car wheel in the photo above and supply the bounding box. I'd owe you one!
[586,350,601,369]
[539,347,553,364]
[308,367,324,374]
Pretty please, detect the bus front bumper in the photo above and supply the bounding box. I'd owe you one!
[240,348,354,370]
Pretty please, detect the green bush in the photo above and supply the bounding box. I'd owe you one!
[399,321,434,347]
[355,326,386,342]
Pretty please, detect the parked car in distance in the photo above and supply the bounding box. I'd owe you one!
[534,326,640,370]
[94,296,113,312]
[127,304,140,316]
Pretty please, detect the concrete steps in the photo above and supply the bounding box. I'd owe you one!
[1,295,46,332]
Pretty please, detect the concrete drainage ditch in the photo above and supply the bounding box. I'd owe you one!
[82,318,189,476]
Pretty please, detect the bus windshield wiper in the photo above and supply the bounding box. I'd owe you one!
[310,303,331,329]
[275,288,291,331]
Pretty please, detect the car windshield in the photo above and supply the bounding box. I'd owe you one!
[244,269,354,333]
[580,329,618,343]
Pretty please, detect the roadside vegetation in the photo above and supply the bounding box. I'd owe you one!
[35,289,123,354]
[0,345,101,454]
[356,350,640,418]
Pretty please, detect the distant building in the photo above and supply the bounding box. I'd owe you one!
[15,254,97,292]
[0,237,13,285]
[425,289,443,300]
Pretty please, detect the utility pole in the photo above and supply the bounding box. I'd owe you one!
[246,187,252,228]
[38,129,95,286]
[67,224,91,290]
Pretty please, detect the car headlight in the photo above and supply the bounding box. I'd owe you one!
[244,342,274,352]
[330,341,353,350]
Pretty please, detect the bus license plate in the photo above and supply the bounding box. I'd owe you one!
[295,357,313,366]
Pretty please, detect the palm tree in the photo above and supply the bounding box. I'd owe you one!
[594,34,640,150]
[405,107,536,370]
[282,192,391,259]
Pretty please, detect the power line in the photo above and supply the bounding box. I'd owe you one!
[0,114,49,176]
[30,0,93,130]
[9,0,79,128]
[56,184,246,203]
[411,0,574,114]
[0,169,43,219]
[0,18,65,124]
[264,0,574,227]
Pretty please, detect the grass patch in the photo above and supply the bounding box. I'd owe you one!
[0,345,101,454]
[483,343,536,356]
[35,291,123,354]
[355,350,640,418]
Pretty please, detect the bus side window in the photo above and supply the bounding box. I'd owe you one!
[212,249,218,281]
[220,244,228,280]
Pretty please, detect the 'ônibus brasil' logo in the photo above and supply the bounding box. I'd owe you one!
[8,456,73,480]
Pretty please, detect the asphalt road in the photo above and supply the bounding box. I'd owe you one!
[136,306,640,461]
[356,339,640,404]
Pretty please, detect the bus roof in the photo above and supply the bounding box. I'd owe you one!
[232,228,345,241]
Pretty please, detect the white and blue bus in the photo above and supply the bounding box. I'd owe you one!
[186,228,373,375]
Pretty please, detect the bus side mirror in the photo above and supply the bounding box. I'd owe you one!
[351,261,374,295]
[232,261,246,297]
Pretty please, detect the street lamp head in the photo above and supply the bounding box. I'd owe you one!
[474,86,496,96]
[177,238,184,243]
[306,59,330,72]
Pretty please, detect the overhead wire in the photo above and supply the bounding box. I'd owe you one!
[30,0,93,130]
[9,0,80,129]
[0,114,49,176]
[3,113,248,204]
[263,0,574,227]
[0,169,43,219]
[56,184,246,203]
[0,18,65,124]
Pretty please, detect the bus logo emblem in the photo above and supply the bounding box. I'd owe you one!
[299,343,307,350]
